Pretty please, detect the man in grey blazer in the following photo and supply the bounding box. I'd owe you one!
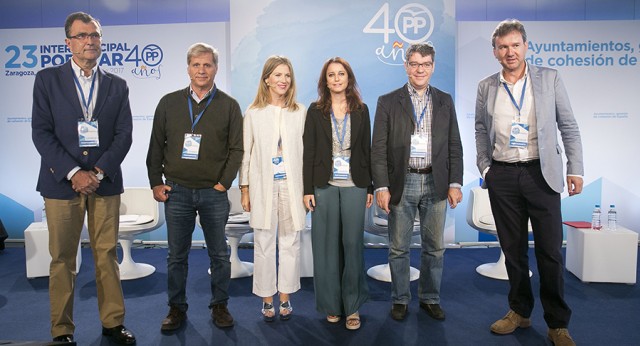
[372,43,463,322]
[475,19,583,346]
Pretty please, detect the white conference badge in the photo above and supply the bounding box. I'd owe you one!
[410,134,428,158]
[509,121,529,148]
[78,120,99,147]
[182,133,202,159]
[272,156,286,180]
[332,156,350,180]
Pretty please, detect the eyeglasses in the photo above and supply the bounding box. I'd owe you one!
[68,32,102,41]
[407,62,433,69]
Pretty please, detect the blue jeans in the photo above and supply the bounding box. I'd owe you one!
[165,181,230,311]
[388,172,446,305]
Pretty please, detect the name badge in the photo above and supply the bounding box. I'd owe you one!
[332,156,350,180]
[272,156,286,180]
[182,133,202,160]
[78,120,99,147]
[509,121,529,148]
[410,134,428,158]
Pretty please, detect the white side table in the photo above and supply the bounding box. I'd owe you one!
[565,225,638,284]
[24,222,82,278]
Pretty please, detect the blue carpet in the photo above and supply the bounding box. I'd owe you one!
[0,246,638,345]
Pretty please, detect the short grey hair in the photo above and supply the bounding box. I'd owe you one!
[187,43,218,65]
[405,42,436,62]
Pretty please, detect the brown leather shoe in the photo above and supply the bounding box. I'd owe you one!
[490,310,531,334]
[161,306,187,331]
[548,328,576,346]
[211,303,234,328]
[390,303,408,321]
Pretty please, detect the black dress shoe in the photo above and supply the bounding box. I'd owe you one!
[102,325,136,345]
[52,334,74,343]
[391,303,408,320]
[420,302,446,320]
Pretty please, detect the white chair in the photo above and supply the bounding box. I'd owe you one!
[117,187,164,280]
[466,186,532,280]
[364,195,420,282]
[200,186,254,279]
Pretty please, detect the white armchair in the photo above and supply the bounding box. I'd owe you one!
[199,186,254,279]
[466,186,531,280]
[117,187,164,280]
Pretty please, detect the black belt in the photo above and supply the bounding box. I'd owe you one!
[408,166,432,174]
[492,159,540,167]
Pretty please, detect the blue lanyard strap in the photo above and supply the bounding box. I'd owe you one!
[502,75,527,117]
[411,91,430,130]
[330,111,349,152]
[72,71,97,120]
[187,86,217,133]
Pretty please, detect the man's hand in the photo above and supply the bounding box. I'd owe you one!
[567,176,583,196]
[152,185,171,202]
[447,187,463,209]
[213,183,226,192]
[71,170,100,195]
[376,190,391,214]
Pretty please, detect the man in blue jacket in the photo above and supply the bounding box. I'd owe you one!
[31,11,136,345]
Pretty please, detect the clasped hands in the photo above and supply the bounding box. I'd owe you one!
[71,170,100,195]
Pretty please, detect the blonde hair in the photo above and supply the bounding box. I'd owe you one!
[250,55,299,111]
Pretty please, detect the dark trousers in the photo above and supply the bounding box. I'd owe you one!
[485,162,571,328]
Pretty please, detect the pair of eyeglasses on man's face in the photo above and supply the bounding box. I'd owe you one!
[68,32,102,40]
[407,62,433,69]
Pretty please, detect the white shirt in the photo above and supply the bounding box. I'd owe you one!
[492,68,539,163]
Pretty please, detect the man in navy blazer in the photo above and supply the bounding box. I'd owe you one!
[475,19,583,346]
[31,12,136,345]
[371,43,463,322]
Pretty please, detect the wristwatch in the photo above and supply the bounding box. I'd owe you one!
[92,167,104,181]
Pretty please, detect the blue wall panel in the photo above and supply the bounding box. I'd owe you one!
[90,0,139,26]
[41,0,91,28]
[0,0,43,28]
[486,0,537,21]
[137,0,187,24]
[455,0,487,21]
[536,0,586,20]
[586,0,636,19]
[0,0,637,28]
[187,0,230,22]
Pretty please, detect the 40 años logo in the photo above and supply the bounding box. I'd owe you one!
[363,3,435,66]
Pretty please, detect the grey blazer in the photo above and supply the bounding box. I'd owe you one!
[475,64,584,194]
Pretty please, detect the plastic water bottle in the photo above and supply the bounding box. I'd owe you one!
[41,205,47,226]
[607,204,617,231]
[591,204,602,230]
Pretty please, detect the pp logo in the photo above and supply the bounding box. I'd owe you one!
[141,44,163,67]
[396,3,434,44]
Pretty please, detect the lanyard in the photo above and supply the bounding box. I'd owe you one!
[411,91,430,130]
[502,76,527,117]
[187,87,216,133]
[330,111,349,152]
[72,71,96,120]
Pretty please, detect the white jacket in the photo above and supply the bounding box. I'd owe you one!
[239,104,307,230]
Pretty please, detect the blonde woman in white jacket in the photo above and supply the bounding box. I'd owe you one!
[239,56,307,322]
